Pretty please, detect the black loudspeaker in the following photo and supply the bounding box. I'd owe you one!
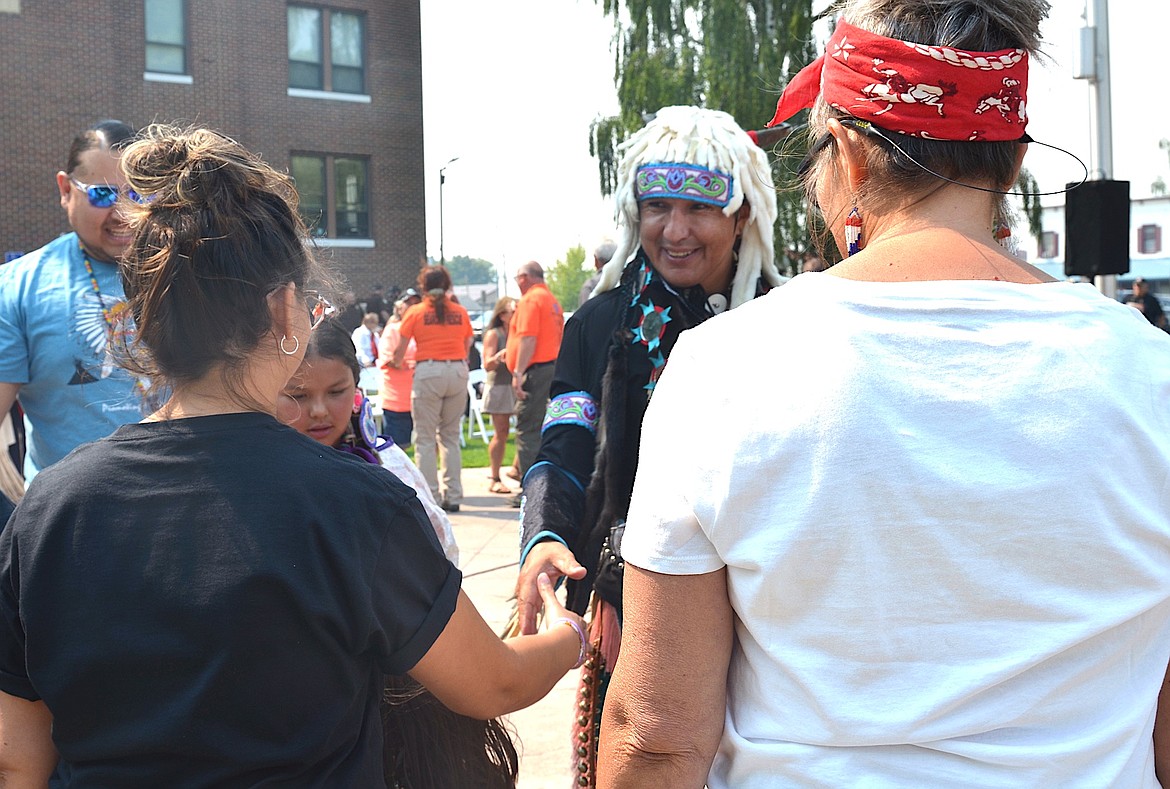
[1064,179,1130,277]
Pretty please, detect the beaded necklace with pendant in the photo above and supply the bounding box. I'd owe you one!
[80,243,146,397]
[80,244,117,331]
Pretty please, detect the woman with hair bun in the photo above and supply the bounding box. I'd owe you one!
[0,124,586,787]
[601,0,1170,786]
[389,265,472,513]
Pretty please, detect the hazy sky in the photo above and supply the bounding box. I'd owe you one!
[419,1,1170,277]
[419,0,619,277]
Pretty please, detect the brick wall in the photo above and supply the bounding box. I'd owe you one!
[0,0,425,292]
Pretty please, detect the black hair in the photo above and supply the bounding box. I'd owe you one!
[66,119,137,174]
[382,675,520,788]
[303,318,382,461]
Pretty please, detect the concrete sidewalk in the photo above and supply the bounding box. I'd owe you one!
[447,467,577,789]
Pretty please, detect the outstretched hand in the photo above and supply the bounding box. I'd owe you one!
[515,541,586,635]
[535,571,586,642]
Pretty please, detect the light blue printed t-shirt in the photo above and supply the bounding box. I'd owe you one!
[0,232,150,481]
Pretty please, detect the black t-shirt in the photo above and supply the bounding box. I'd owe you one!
[0,412,460,788]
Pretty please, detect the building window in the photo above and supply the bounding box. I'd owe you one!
[1038,230,1059,259]
[1138,224,1162,255]
[288,6,365,94]
[145,0,186,75]
[290,154,369,239]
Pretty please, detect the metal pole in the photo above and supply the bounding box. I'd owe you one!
[1086,0,1113,180]
[1087,0,1117,297]
[439,157,459,264]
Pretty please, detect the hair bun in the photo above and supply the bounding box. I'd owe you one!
[123,125,294,214]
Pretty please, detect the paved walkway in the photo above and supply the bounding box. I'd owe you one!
[447,467,577,789]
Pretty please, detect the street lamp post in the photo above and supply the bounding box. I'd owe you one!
[439,156,459,263]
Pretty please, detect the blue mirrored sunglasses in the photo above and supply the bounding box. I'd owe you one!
[69,177,148,208]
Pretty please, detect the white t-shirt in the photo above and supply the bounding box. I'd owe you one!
[624,274,1170,787]
[378,444,459,565]
[352,324,381,367]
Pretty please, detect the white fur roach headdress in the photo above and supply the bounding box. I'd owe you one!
[593,106,783,307]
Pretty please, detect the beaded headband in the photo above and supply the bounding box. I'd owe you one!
[634,163,734,208]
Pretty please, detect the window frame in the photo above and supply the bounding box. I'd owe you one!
[289,152,372,241]
[287,4,367,97]
[1038,230,1060,260]
[1137,224,1162,255]
[144,0,189,79]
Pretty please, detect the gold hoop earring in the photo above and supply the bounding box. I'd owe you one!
[280,335,300,355]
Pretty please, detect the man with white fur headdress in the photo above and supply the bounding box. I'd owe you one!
[511,105,785,785]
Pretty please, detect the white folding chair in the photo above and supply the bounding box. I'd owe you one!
[357,367,384,434]
[464,368,491,444]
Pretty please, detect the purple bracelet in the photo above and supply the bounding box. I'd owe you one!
[555,617,588,669]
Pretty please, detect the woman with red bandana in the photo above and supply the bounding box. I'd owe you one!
[602,1,1170,786]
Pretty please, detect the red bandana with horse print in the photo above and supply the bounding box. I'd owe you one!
[766,20,1029,141]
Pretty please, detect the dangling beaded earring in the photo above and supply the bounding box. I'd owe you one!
[845,207,863,256]
[993,220,1012,245]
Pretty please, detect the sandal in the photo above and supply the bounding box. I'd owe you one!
[488,481,511,494]
[503,467,521,481]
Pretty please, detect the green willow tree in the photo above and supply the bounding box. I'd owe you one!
[546,244,592,311]
[589,3,1045,267]
[1015,167,1043,242]
[589,0,819,273]
[438,255,497,287]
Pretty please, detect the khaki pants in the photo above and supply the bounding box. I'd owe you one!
[411,360,468,505]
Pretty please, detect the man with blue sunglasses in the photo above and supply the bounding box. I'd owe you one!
[0,119,154,485]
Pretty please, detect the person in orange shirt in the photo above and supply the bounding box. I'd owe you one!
[377,289,421,448]
[390,266,473,512]
[505,261,564,506]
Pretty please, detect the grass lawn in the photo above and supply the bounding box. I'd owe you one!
[405,429,515,470]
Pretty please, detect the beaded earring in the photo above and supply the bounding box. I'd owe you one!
[845,207,863,256]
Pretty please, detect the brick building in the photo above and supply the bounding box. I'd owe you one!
[0,0,426,295]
